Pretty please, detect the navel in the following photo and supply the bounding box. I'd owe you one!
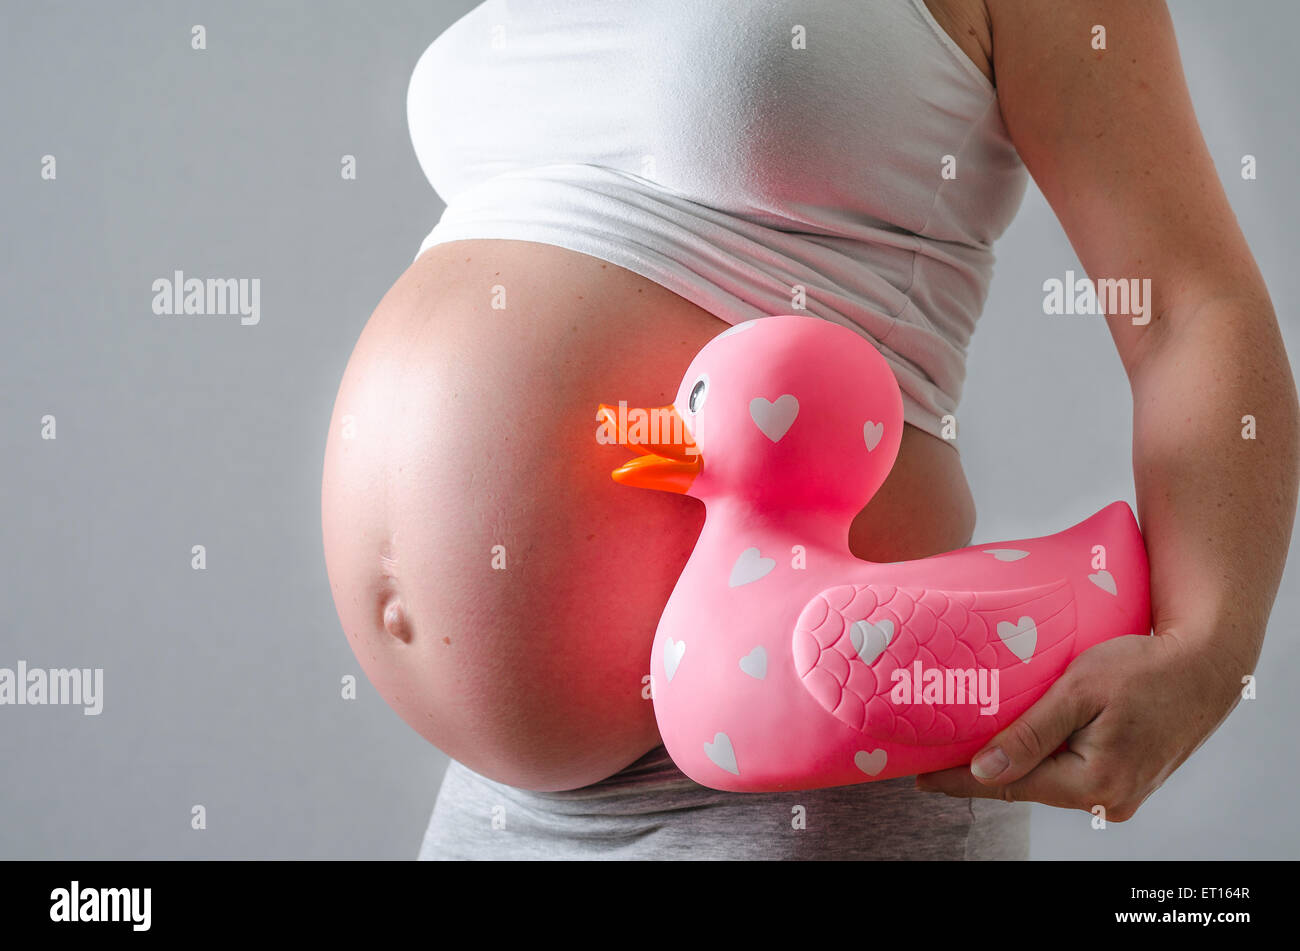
[377,532,411,642]
[382,596,413,644]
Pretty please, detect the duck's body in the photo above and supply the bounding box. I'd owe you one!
[654,495,1147,791]
[601,315,1151,792]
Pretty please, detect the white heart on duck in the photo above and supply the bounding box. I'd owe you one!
[739,646,767,679]
[664,637,686,681]
[849,618,894,665]
[1089,570,1118,595]
[863,420,884,451]
[704,732,740,775]
[997,615,1038,663]
[729,547,776,587]
[749,394,799,442]
[984,549,1030,562]
[854,748,888,776]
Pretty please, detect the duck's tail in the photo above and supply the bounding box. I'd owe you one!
[1048,500,1152,648]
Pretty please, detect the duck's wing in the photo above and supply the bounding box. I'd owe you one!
[791,580,1076,745]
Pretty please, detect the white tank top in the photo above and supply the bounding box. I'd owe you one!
[407,0,1028,442]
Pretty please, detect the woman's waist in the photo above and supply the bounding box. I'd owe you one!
[428,747,1030,862]
[441,744,912,812]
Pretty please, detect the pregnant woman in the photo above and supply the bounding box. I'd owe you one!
[321,0,1298,859]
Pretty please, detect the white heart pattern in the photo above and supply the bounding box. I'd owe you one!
[854,748,888,776]
[664,637,686,682]
[729,547,776,587]
[863,420,884,451]
[1089,570,1118,595]
[739,646,767,679]
[749,394,800,442]
[849,618,895,665]
[704,732,740,775]
[984,549,1030,562]
[997,615,1038,663]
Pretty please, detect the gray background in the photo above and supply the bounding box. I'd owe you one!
[1,1,1295,859]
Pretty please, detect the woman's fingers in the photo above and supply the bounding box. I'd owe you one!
[918,749,1095,808]
[972,666,1100,783]
[916,661,1103,803]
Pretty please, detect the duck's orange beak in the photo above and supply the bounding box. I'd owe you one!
[597,402,701,494]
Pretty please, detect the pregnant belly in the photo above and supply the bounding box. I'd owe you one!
[321,239,977,791]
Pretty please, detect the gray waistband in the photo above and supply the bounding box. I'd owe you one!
[418,746,1030,860]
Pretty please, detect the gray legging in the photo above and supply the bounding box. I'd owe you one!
[419,745,1029,860]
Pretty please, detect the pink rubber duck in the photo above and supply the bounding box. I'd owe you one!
[599,314,1151,792]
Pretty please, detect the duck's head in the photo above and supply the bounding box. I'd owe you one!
[598,314,904,517]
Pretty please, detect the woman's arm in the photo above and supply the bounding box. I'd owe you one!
[918,0,1300,818]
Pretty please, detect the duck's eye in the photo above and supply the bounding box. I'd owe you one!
[688,376,709,414]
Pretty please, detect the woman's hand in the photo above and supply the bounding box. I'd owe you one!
[916,628,1247,820]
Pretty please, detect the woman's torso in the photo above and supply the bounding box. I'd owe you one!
[321,0,1016,808]
[405,0,1023,446]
